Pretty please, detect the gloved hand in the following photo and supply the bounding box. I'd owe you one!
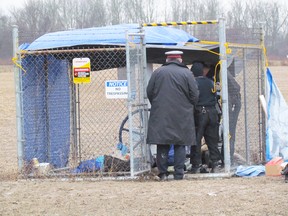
[117,142,128,156]
[215,82,221,91]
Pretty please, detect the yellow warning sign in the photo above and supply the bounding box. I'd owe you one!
[73,58,91,84]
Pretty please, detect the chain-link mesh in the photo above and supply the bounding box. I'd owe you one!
[150,47,265,166]
[16,40,150,178]
[227,46,265,164]
[10,21,266,180]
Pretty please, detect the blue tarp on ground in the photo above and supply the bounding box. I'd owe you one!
[235,165,265,177]
[73,156,105,173]
[266,68,288,161]
[25,24,199,51]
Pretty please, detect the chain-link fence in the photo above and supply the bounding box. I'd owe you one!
[8,20,266,180]
[150,45,265,167]
[14,32,151,178]
[143,21,265,169]
[226,46,265,164]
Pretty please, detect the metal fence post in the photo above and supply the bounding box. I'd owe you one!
[242,48,250,164]
[260,23,267,162]
[12,25,24,172]
[218,18,231,172]
[139,27,150,167]
[126,31,135,177]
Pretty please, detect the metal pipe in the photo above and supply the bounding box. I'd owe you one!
[257,51,263,161]
[186,172,233,179]
[242,48,250,164]
[44,56,51,162]
[76,84,81,161]
[70,65,78,165]
[139,26,150,170]
[218,18,231,173]
[142,20,219,27]
[12,25,24,172]
[126,31,135,177]
[22,47,126,55]
[260,24,267,162]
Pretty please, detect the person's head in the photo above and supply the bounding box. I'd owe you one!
[202,62,211,76]
[190,62,204,77]
[191,61,211,77]
[165,50,183,63]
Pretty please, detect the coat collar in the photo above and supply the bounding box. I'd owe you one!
[163,60,188,69]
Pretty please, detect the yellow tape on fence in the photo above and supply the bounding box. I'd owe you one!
[12,53,27,74]
[262,45,269,67]
[185,42,221,57]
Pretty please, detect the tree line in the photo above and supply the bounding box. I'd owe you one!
[0,0,287,64]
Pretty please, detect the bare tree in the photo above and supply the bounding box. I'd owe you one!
[226,0,247,29]
[10,0,47,42]
[1,0,287,61]
[57,0,80,29]
[0,13,12,62]
[144,0,155,23]
[170,0,182,21]
[108,0,124,25]
[122,0,145,23]
[70,0,106,28]
[168,0,220,40]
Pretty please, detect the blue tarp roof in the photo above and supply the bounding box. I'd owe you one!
[25,24,200,51]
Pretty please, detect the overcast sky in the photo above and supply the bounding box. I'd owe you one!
[0,0,22,14]
[1,0,287,15]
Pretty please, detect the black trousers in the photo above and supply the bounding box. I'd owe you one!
[190,106,221,167]
[157,144,186,179]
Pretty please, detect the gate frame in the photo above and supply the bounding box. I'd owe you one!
[126,31,151,177]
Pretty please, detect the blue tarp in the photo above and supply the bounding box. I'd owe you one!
[22,55,70,168]
[266,68,288,161]
[25,24,199,51]
[235,165,265,177]
[73,156,105,173]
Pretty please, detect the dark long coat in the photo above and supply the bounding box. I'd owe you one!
[146,60,199,146]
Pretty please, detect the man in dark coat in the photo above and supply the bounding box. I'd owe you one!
[146,50,199,180]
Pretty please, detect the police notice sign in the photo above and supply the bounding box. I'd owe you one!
[72,58,91,84]
[105,80,128,99]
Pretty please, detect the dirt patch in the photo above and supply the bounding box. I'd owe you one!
[0,176,287,215]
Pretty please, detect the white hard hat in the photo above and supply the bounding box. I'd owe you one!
[165,50,183,58]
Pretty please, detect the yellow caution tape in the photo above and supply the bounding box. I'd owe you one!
[142,20,218,27]
[12,55,27,74]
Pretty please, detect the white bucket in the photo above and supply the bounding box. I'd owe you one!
[38,163,51,175]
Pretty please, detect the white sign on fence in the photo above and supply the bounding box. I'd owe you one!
[105,80,128,99]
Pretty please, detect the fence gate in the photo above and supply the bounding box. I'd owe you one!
[125,31,150,176]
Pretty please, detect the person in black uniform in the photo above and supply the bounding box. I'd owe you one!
[190,62,222,173]
[146,51,199,180]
